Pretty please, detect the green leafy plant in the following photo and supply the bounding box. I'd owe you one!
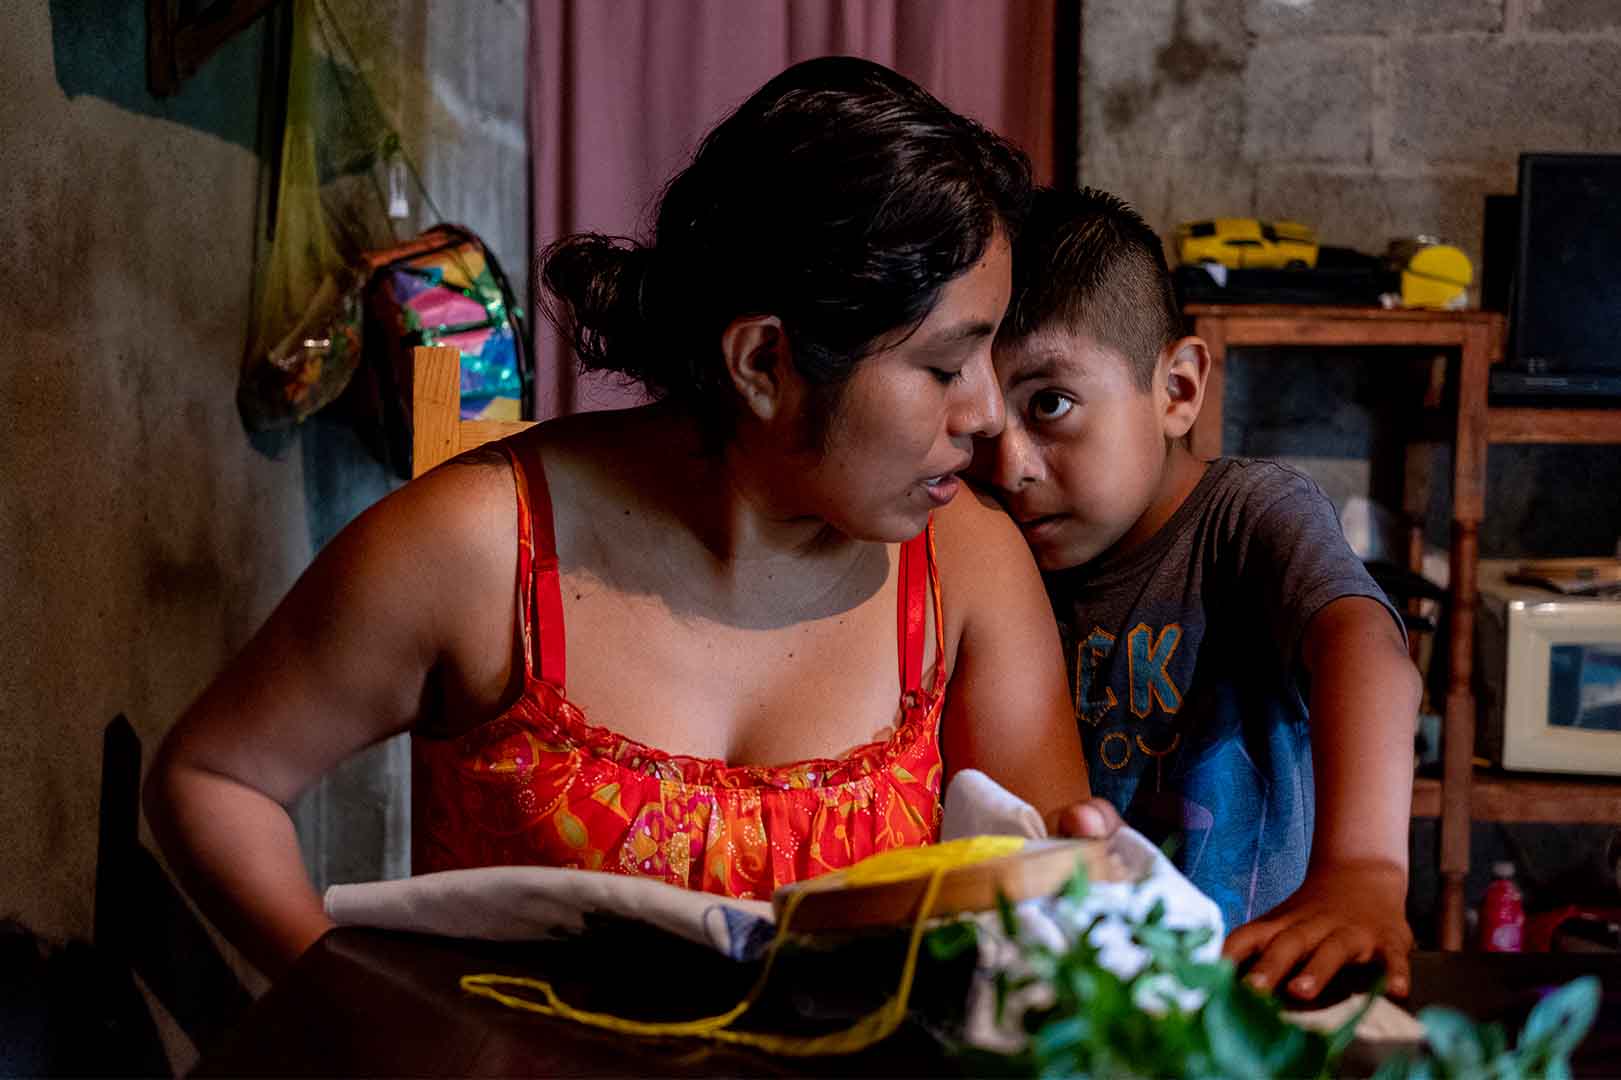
[1373,974,1601,1080]
[937,868,1600,1080]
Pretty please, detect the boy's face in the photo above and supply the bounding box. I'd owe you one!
[974,326,1173,571]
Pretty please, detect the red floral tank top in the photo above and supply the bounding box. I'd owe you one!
[411,441,946,900]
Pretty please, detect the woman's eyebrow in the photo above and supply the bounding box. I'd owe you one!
[926,319,998,346]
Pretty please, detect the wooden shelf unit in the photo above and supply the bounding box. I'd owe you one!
[1185,303,1621,951]
[1487,408,1621,444]
[1412,773,1621,826]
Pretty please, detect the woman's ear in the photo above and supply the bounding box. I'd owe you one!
[721,315,791,421]
[1159,336,1211,441]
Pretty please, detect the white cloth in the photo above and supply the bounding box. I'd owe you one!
[942,774,1420,1061]
[959,803,1227,1053]
[940,767,1047,840]
[1285,993,1426,1045]
[326,863,774,959]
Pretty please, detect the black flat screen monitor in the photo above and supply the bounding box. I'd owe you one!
[1512,153,1621,374]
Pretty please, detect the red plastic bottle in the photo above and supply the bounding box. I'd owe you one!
[1479,861,1524,952]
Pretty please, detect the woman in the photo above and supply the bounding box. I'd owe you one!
[146,57,1116,979]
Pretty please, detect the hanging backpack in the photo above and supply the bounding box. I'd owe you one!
[345,224,533,477]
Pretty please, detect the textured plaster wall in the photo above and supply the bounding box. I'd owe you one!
[0,0,527,971]
[0,2,304,947]
[1081,0,1621,557]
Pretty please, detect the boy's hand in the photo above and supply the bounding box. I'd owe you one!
[1223,860,1412,1001]
[1047,797,1124,840]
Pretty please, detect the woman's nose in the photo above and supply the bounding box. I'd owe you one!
[951,355,1006,441]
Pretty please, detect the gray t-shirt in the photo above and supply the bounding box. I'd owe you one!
[1046,458,1401,931]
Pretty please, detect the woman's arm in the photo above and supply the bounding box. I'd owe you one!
[1223,595,1420,998]
[145,462,518,977]
[933,488,1119,838]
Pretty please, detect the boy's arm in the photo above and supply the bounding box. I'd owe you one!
[1223,594,1421,999]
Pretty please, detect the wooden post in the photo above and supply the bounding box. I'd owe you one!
[1191,316,1225,460]
[412,347,462,478]
[1440,520,1478,951]
[1437,321,1493,951]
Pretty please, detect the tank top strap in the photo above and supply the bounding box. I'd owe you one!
[897,517,942,695]
[502,439,567,688]
[926,517,945,695]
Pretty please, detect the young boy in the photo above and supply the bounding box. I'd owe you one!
[977,188,1422,1001]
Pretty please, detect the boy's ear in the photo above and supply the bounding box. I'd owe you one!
[722,315,793,422]
[1159,336,1211,441]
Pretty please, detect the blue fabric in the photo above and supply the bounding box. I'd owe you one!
[1077,611,1314,929]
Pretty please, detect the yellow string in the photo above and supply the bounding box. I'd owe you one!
[459,836,1026,1057]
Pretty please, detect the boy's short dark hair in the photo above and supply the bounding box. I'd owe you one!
[1001,187,1182,390]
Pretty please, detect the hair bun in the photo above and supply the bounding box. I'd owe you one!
[539,234,659,385]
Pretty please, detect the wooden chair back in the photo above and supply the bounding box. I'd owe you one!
[411,346,536,477]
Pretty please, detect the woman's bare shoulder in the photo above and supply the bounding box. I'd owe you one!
[931,481,1032,578]
[392,415,629,591]
[290,437,535,670]
[928,482,1045,647]
[378,444,520,569]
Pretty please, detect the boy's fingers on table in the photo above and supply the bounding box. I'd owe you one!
[1222,914,1290,964]
[1286,928,1374,1000]
[1234,916,1339,992]
[1376,931,1412,997]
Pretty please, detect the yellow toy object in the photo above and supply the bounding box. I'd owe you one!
[1388,239,1473,309]
[1175,217,1319,270]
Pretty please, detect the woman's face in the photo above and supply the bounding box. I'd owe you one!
[787,230,1013,542]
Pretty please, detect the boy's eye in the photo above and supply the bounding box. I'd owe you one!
[930,366,966,385]
[1029,390,1074,422]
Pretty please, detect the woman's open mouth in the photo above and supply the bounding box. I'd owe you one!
[921,473,961,506]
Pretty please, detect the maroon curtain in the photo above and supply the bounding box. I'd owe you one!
[528,0,1056,418]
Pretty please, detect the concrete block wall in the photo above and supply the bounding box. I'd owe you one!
[1083,0,1621,270]
[1081,0,1621,556]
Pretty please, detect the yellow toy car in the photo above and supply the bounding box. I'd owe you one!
[1176,218,1319,270]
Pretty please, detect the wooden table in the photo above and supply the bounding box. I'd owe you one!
[1185,304,1621,952]
[194,925,959,1077]
[195,927,1621,1076]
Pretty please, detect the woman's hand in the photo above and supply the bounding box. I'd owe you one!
[1222,859,1413,1001]
[1046,797,1123,840]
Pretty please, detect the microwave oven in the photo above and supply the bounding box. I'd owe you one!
[1476,560,1621,776]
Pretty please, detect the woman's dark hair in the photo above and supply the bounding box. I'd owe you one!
[540,56,1032,446]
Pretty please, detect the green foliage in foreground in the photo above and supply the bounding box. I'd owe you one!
[929,868,1600,1080]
